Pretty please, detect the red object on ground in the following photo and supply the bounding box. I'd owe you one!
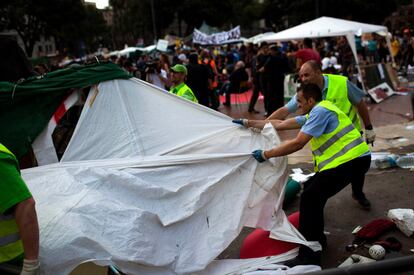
[240,211,300,259]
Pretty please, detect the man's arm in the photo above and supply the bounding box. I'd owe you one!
[356,100,372,128]
[14,197,39,260]
[264,131,312,159]
[266,106,291,120]
[240,117,300,130]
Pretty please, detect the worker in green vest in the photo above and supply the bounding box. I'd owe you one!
[0,143,40,274]
[243,60,373,209]
[169,64,198,103]
[245,83,371,266]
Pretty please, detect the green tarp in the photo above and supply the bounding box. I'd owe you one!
[0,62,131,159]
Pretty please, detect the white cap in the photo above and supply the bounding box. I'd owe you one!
[178,53,187,62]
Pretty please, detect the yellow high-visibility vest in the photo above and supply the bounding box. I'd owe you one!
[307,101,369,172]
[170,82,198,103]
[324,74,362,132]
[0,144,24,263]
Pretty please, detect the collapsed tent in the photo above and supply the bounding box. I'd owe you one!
[0,62,131,159]
[258,16,394,67]
[18,76,319,274]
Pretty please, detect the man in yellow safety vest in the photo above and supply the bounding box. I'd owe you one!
[243,60,374,209]
[169,64,198,103]
[236,83,371,266]
[0,143,40,274]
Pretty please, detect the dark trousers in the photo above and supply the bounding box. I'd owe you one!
[248,77,260,111]
[266,77,285,115]
[299,155,371,244]
[258,74,268,112]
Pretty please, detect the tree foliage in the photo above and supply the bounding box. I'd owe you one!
[263,0,410,30]
[0,0,109,57]
[110,0,177,47]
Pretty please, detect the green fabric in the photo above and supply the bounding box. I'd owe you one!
[170,82,198,103]
[283,178,301,206]
[309,101,369,172]
[0,145,32,214]
[324,74,362,132]
[0,62,131,159]
[0,144,27,263]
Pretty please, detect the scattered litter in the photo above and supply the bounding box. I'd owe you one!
[352,226,362,234]
[345,244,358,252]
[387,209,414,237]
[370,152,391,169]
[396,155,414,169]
[371,153,414,169]
[292,168,303,174]
[289,168,314,183]
[406,125,414,130]
[373,237,402,251]
[338,254,375,267]
[354,219,395,243]
[369,244,386,260]
[374,154,397,169]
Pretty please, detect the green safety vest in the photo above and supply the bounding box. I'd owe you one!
[0,144,24,263]
[307,101,369,172]
[170,83,198,103]
[324,74,362,132]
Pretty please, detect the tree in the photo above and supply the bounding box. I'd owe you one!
[263,0,411,31]
[110,0,177,48]
[0,0,50,57]
[0,0,110,57]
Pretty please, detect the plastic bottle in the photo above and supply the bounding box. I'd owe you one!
[375,155,397,169]
[396,155,414,169]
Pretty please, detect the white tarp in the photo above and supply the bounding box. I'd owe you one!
[23,79,318,274]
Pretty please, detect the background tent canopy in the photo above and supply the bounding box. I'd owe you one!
[258,16,392,70]
[258,16,388,43]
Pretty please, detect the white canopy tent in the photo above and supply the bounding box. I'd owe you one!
[245,32,277,44]
[258,16,394,69]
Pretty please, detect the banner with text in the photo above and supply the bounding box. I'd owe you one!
[193,26,241,45]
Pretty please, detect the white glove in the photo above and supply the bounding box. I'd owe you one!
[365,129,376,145]
[21,259,39,275]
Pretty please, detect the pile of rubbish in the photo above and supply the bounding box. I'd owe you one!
[340,208,414,267]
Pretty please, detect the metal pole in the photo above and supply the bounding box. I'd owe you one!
[306,255,414,275]
[150,0,157,44]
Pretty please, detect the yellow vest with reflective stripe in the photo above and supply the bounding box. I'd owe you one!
[0,144,24,263]
[307,101,369,172]
[170,82,198,103]
[324,74,362,132]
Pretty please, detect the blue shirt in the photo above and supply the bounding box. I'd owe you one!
[285,75,364,113]
[295,106,338,137]
[295,105,371,157]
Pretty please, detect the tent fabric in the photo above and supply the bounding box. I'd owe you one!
[23,78,319,274]
[201,250,321,274]
[0,62,131,159]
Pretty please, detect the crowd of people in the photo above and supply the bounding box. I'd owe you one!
[106,28,414,116]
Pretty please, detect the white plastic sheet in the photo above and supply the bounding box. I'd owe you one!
[23,78,316,274]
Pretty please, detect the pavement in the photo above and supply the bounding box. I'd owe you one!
[217,92,414,273]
